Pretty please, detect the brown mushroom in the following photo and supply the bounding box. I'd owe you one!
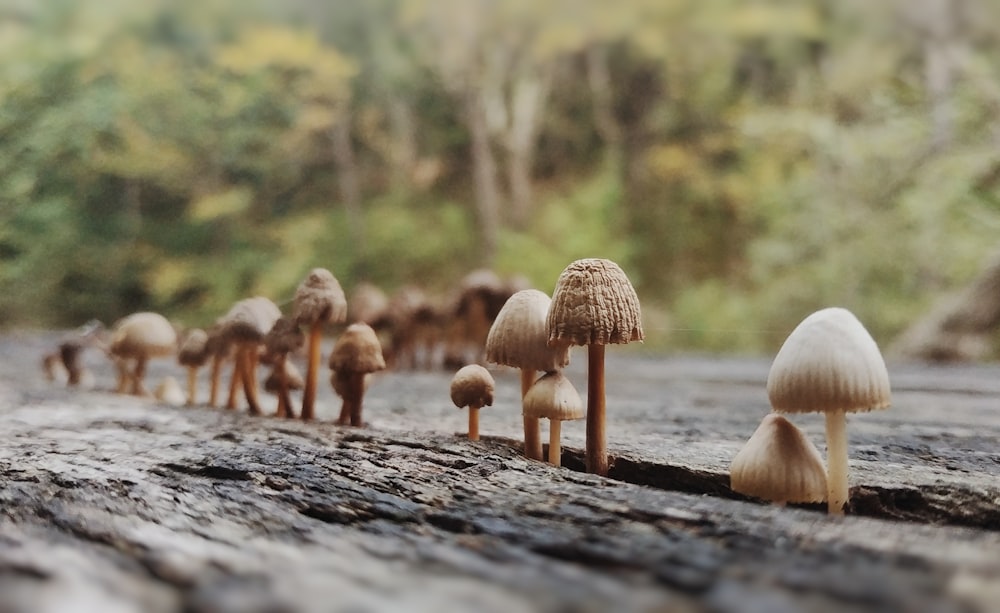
[203,323,233,408]
[177,328,209,406]
[108,312,178,396]
[293,268,348,421]
[546,258,643,476]
[328,323,386,426]
[729,413,827,506]
[449,364,495,441]
[485,289,570,460]
[263,315,305,419]
[219,297,282,416]
[522,372,584,467]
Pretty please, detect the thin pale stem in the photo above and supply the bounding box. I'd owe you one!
[186,366,198,406]
[520,368,542,460]
[548,419,562,466]
[468,405,480,441]
[208,354,222,408]
[349,372,366,427]
[226,349,243,410]
[241,345,262,416]
[825,409,849,515]
[131,357,148,396]
[301,322,323,421]
[586,344,608,476]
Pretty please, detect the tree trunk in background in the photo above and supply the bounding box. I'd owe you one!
[504,69,551,229]
[331,115,366,276]
[388,96,417,189]
[890,248,1000,362]
[586,45,622,148]
[463,89,501,266]
[910,0,967,151]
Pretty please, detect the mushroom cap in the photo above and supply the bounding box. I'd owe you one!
[265,359,305,392]
[154,376,186,406]
[220,297,282,344]
[730,413,827,504]
[546,258,644,347]
[329,368,372,398]
[767,307,891,414]
[486,290,570,373]
[204,322,232,358]
[522,371,585,421]
[348,282,389,326]
[449,364,495,409]
[110,312,177,359]
[293,268,347,326]
[328,323,386,373]
[178,328,210,367]
[264,315,305,357]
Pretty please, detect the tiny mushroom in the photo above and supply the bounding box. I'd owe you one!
[219,297,282,416]
[108,312,178,396]
[263,315,305,419]
[485,289,570,461]
[154,376,186,406]
[177,328,209,406]
[449,364,495,441]
[522,371,585,467]
[328,323,386,427]
[767,307,891,514]
[547,258,643,476]
[730,413,827,506]
[203,322,232,408]
[293,268,348,421]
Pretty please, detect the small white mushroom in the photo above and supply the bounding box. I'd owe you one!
[730,413,827,506]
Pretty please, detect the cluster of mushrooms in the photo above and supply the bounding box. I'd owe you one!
[43,258,892,516]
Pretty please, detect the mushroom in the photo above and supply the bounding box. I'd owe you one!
[485,289,570,460]
[767,307,891,514]
[203,323,232,408]
[263,315,305,419]
[546,258,643,476]
[154,376,186,406]
[219,297,282,416]
[177,328,209,406]
[328,322,386,426]
[449,364,495,441]
[293,268,348,420]
[108,312,178,396]
[729,413,827,506]
[522,371,584,467]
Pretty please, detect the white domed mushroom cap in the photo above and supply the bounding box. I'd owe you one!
[110,312,177,359]
[486,289,570,373]
[767,307,891,414]
[730,413,827,504]
[450,364,495,409]
[522,371,584,421]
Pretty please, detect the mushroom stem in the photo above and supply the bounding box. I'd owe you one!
[825,409,849,514]
[273,354,294,419]
[226,350,244,410]
[468,405,480,441]
[586,343,608,476]
[548,419,562,466]
[208,354,223,408]
[186,366,198,406]
[520,369,543,460]
[349,372,366,427]
[131,357,148,396]
[301,321,323,421]
[241,345,262,416]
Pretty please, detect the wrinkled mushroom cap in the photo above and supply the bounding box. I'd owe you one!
[547,258,644,347]
[486,290,570,373]
[178,328,209,367]
[293,268,347,326]
[110,312,177,359]
[265,316,305,357]
[730,413,827,504]
[767,307,891,414]
[221,297,282,344]
[522,372,585,421]
[450,364,495,409]
[328,323,386,373]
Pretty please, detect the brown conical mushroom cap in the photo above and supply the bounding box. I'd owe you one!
[450,364,495,409]
[523,372,585,421]
[293,268,348,326]
[265,316,305,357]
[178,328,210,367]
[265,359,305,393]
[767,307,891,415]
[328,323,386,373]
[110,312,178,359]
[221,297,282,343]
[730,414,827,504]
[486,290,570,373]
[547,258,644,347]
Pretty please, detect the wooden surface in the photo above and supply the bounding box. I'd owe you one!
[1,331,998,613]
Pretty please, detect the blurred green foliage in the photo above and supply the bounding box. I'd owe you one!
[1,0,999,355]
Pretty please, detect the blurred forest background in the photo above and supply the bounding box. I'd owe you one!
[2,0,1000,355]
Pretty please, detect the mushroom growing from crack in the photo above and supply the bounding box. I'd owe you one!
[263,315,305,419]
[293,268,348,421]
[547,258,643,476]
[219,297,282,416]
[767,307,891,514]
[730,413,827,507]
[486,289,570,461]
[522,371,584,467]
[328,322,386,426]
[449,364,495,441]
[108,312,178,396]
[177,328,209,406]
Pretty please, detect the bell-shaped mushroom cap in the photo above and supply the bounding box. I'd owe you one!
[265,359,305,392]
[730,414,827,503]
[178,328,210,367]
[523,372,585,421]
[110,312,178,359]
[547,258,644,347]
[221,297,282,343]
[767,307,891,414]
[486,290,570,373]
[328,323,386,373]
[265,316,305,357]
[449,364,495,409]
[293,268,347,326]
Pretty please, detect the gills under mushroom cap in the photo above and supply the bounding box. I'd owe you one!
[547,258,644,347]
[178,329,209,367]
[328,323,386,373]
[522,372,584,421]
[450,364,495,409]
[767,307,891,414]
[486,289,570,373]
[730,413,827,504]
[293,268,348,326]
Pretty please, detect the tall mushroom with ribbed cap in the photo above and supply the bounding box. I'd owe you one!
[220,297,282,416]
[450,364,494,441]
[730,413,827,506]
[177,328,209,406]
[109,312,178,396]
[263,315,305,419]
[293,268,348,421]
[328,322,386,426]
[547,258,643,476]
[523,371,585,467]
[767,307,891,514]
[486,289,570,460]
